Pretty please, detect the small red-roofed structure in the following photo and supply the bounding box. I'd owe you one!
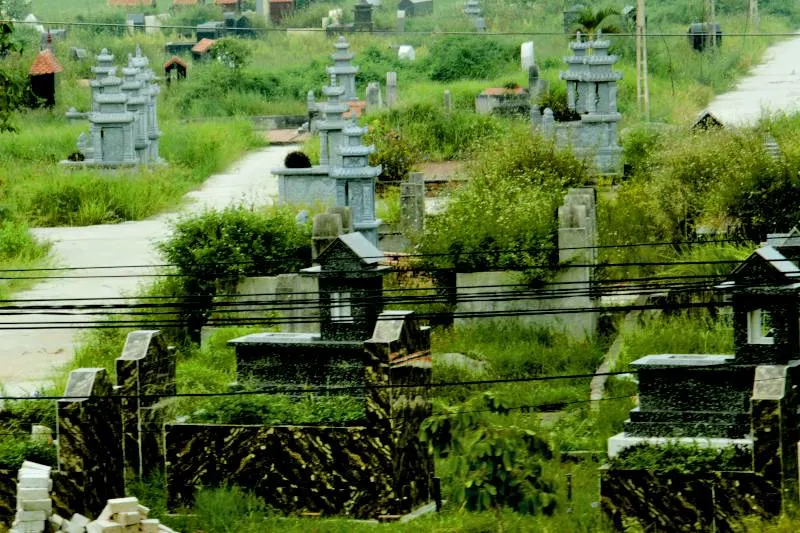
[164,56,188,85]
[191,38,216,62]
[29,47,63,108]
[108,0,154,7]
[215,0,241,12]
[269,0,294,23]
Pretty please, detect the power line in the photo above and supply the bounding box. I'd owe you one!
[5,18,799,38]
[0,238,751,274]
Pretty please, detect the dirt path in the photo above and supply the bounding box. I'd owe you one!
[706,32,800,126]
[0,145,295,396]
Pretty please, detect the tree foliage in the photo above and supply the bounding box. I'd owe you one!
[210,38,252,70]
[570,7,621,38]
[158,207,311,339]
[0,21,28,133]
[421,392,557,514]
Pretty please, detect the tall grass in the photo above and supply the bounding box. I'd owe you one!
[0,118,264,226]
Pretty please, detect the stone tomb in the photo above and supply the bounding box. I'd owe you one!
[603,241,800,530]
[275,37,382,247]
[62,47,162,168]
[164,232,434,518]
[539,33,623,176]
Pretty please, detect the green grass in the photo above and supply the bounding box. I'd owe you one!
[0,117,264,226]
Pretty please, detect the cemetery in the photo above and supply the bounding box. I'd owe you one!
[0,0,799,531]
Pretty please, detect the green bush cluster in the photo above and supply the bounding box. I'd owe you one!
[612,443,749,474]
[0,438,56,470]
[158,206,312,336]
[191,394,365,425]
[427,36,515,82]
[416,126,587,278]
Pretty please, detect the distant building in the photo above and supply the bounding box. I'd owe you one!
[126,13,145,33]
[397,0,433,17]
[215,0,241,12]
[269,0,294,23]
[196,21,226,41]
[107,0,155,7]
[171,0,199,7]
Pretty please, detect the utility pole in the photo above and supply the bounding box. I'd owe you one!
[749,0,759,33]
[707,0,716,49]
[635,0,649,119]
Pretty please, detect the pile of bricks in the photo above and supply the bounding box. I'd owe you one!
[86,497,175,532]
[49,497,178,533]
[11,461,53,533]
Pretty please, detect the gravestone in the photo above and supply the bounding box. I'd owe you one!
[366,82,382,114]
[115,330,176,477]
[386,71,397,107]
[400,172,424,234]
[312,213,343,259]
[398,45,415,60]
[443,90,452,113]
[520,41,535,70]
[330,122,382,246]
[63,46,162,168]
[56,368,124,518]
[354,0,374,32]
[549,32,622,175]
[396,10,406,32]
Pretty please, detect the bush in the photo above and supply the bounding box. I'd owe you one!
[611,442,749,473]
[416,126,587,279]
[364,121,417,182]
[191,394,365,425]
[426,36,514,82]
[367,103,503,161]
[158,206,312,337]
[0,438,56,470]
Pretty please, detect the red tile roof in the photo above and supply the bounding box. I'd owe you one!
[29,49,63,76]
[482,87,527,96]
[343,100,366,119]
[215,0,238,4]
[108,0,150,6]
[191,38,216,54]
[172,0,199,4]
[164,56,188,69]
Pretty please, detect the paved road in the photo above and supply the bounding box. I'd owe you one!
[706,32,800,126]
[0,145,293,396]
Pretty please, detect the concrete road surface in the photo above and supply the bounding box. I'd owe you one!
[0,145,293,396]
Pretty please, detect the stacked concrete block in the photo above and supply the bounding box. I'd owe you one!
[58,497,177,533]
[11,461,52,533]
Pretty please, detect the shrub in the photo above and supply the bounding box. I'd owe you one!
[0,438,56,470]
[426,36,514,82]
[416,126,587,279]
[364,121,417,182]
[158,206,312,338]
[421,393,557,514]
[536,86,579,122]
[191,394,365,425]
[611,442,749,473]
[284,151,312,169]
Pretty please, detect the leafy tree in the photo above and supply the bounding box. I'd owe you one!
[0,21,28,133]
[158,207,311,340]
[421,392,557,514]
[570,7,621,39]
[210,38,252,70]
[0,0,31,20]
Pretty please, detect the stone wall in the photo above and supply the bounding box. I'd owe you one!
[601,468,779,532]
[455,188,598,339]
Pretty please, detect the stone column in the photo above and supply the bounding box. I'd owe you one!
[386,72,397,108]
[401,172,425,234]
[115,330,176,478]
[55,368,124,518]
[396,10,406,32]
[312,213,343,260]
[366,82,382,114]
[443,90,452,113]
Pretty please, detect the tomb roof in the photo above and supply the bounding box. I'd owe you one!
[191,38,216,54]
[29,49,63,76]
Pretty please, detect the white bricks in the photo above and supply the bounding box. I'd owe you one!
[11,461,53,533]
[82,497,179,533]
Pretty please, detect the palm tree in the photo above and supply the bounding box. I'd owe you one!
[570,7,621,39]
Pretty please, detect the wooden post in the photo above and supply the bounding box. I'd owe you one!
[749,0,759,33]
